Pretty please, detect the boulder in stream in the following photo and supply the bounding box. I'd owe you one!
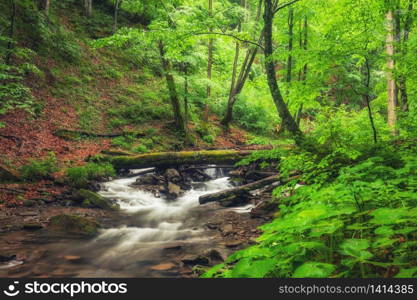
[74,189,119,211]
[164,168,181,183]
[49,214,100,237]
[167,182,182,200]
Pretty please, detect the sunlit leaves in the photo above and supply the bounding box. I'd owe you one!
[293,262,336,278]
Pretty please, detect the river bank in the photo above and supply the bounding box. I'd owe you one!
[0,165,277,278]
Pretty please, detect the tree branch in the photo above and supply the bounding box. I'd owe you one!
[191,32,265,51]
[273,0,301,14]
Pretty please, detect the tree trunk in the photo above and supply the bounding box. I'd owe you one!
[221,0,262,128]
[38,0,50,15]
[398,0,413,111]
[298,16,308,81]
[364,58,378,143]
[286,8,294,85]
[205,0,214,122]
[223,0,244,130]
[385,8,398,134]
[199,174,300,207]
[263,0,303,143]
[84,0,92,17]
[5,0,16,65]
[184,67,189,131]
[158,41,186,134]
[102,150,254,169]
[113,0,122,33]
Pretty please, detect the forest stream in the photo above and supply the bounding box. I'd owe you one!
[0,166,263,278]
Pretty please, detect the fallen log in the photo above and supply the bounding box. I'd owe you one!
[199,175,300,207]
[123,168,155,178]
[101,150,253,170]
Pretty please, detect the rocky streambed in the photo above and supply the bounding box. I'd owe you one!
[0,165,278,278]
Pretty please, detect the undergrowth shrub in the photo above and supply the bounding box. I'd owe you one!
[203,145,417,278]
[65,162,116,188]
[20,152,58,182]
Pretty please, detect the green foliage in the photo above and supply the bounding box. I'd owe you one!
[20,152,59,182]
[111,135,135,150]
[204,145,417,278]
[0,64,36,117]
[65,162,116,188]
[233,99,277,134]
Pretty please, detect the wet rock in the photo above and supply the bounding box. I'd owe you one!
[220,224,234,234]
[181,255,210,266]
[134,174,160,186]
[75,189,119,211]
[165,169,181,183]
[150,263,176,271]
[192,265,209,276]
[23,200,36,207]
[250,200,277,218]
[63,255,84,264]
[22,223,43,230]
[167,182,181,200]
[205,223,218,230]
[88,181,102,192]
[49,214,100,237]
[203,249,224,263]
[0,254,16,263]
[163,245,182,251]
[225,240,243,248]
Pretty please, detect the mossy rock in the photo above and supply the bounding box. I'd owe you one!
[75,189,119,211]
[49,214,100,236]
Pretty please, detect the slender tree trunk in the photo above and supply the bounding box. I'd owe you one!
[385,8,398,134]
[364,58,378,143]
[205,0,213,122]
[223,0,244,129]
[113,0,122,33]
[298,16,308,81]
[302,16,308,80]
[38,0,50,15]
[5,0,16,65]
[263,0,302,142]
[184,67,189,130]
[221,0,262,128]
[286,8,294,84]
[295,103,303,126]
[398,0,413,111]
[84,0,92,17]
[158,41,186,134]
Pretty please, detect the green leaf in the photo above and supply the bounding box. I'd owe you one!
[374,226,394,236]
[340,239,373,260]
[230,258,276,278]
[394,267,417,278]
[293,262,336,278]
[370,208,408,225]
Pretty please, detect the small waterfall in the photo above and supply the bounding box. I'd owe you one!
[75,168,235,273]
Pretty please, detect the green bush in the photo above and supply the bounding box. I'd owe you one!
[111,135,135,150]
[65,162,116,188]
[20,152,59,182]
[233,99,277,134]
[133,145,148,153]
[204,145,417,278]
[202,135,215,144]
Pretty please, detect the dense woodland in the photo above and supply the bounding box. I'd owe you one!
[0,0,417,278]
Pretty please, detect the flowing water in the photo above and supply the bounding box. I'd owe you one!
[0,167,252,277]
